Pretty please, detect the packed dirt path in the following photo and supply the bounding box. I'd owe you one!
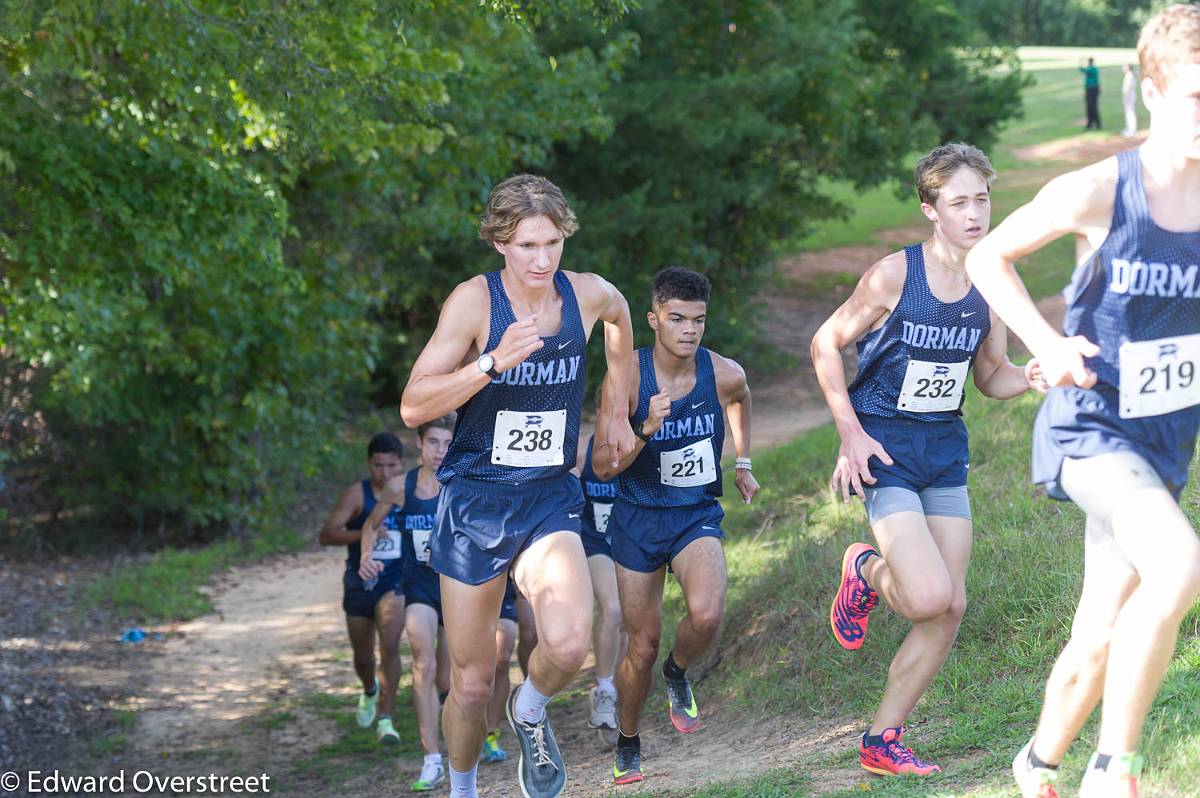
[72,131,1147,796]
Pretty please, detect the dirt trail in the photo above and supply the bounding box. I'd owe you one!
[90,132,1137,796]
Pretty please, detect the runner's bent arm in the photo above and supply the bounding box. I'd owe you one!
[972,314,1045,399]
[318,485,364,546]
[401,278,543,427]
[716,354,759,504]
[582,273,637,468]
[810,253,904,501]
[965,164,1116,387]
[358,476,405,580]
[592,357,668,480]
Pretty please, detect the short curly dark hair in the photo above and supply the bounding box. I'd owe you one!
[367,432,404,459]
[651,266,711,307]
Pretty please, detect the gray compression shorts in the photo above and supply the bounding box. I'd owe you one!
[861,484,972,525]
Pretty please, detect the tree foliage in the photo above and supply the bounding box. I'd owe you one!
[0,0,622,537]
[958,0,1156,47]
[1,0,1026,541]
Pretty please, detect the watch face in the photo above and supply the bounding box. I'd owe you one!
[478,354,495,373]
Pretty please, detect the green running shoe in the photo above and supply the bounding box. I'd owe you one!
[480,728,508,763]
[375,716,399,746]
[411,757,445,791]
[355,680,379,728]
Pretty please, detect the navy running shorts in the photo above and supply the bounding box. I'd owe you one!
[1032,385,1200,501]
[430,473,584,586]
[854,415,970,494]
[609,499,724,573]
[342,567,404,620]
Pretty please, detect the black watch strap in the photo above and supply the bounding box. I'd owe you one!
[486,364,502,380]
[633,420,652,443]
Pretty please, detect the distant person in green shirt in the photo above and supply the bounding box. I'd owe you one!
[1080,57,1101,130]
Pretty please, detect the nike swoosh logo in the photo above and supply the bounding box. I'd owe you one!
[558,340,572,350]
[568,513,580,518]
[700,525,716,530]
[691,402,705,409]
[961,311,976,318]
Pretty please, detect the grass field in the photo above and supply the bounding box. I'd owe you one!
[81,45,1200,798]
[649,46,1200,798]
[649,389,1200,797]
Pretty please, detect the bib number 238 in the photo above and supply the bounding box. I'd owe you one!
[492,410,567,467]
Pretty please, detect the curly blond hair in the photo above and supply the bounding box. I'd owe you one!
[479,174,579,244]
[1139,4,1200,92]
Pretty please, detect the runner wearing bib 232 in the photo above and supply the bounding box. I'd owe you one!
[812,143,1046,778]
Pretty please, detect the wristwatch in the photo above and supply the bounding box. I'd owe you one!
[633,420,653,443]
[476,352,502,380]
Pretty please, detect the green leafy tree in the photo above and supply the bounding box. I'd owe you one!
[0,0,621,538]
[539,0,1026,350]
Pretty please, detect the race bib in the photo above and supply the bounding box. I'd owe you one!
[593,502,613,535]
[897,359,969,413]
[411,528,433,564]
[371,528,402,561]
[1119,333,1200,419]
[660,437,717,488]
[491,410,567,467]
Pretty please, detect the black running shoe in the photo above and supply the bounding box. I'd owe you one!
[664,671,700,733]
[613,735,644,785]
[506,685,566,798]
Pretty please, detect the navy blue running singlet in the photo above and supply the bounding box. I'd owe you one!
[400,468,439,571]
[437,270,586,486]
[619,346,725,508]
[581,436,617,533]
[345,480,403,582]
[1060,149,1200,395]
[1032,148,1200,494]
[848,244,991,422]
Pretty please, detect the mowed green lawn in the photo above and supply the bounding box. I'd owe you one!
[780,46,1141,300]
[667,46,1199,798]
[660,390,1200,797]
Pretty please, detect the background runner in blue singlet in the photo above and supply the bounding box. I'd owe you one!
[572,389,625,742]
[399,174,636,798]
[812,144,1046,778]
[593,266,759,786]
[317,432,408,745]
[363,416,454,790]
[967,8,1200,797]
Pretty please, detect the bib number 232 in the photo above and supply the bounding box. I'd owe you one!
[897,359,969,413]
[492,410,567,467]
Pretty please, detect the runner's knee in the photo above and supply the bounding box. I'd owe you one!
[902,582,954,622]
[538,621,591,673]
[626,628,660,666]
[598,596,623,632]
[451,666,495,711]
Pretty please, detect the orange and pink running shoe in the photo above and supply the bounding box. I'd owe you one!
[830,543,879,650]
[860,727,943,776]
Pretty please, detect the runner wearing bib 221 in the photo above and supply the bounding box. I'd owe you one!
[593,266,760,787]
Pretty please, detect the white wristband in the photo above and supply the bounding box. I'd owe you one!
[735,457,752,471]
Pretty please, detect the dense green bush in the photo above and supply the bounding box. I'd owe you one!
[0,0,1026,542]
